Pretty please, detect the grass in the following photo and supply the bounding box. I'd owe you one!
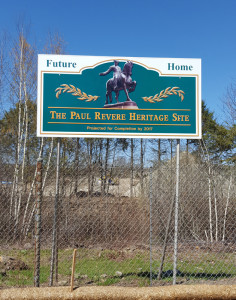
[0,248,236,288]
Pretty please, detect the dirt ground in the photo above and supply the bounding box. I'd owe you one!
[1,285,236,300]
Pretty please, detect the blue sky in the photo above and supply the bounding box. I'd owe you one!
[1,0,236,123]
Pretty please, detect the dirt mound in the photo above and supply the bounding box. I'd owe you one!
[1,285,236,300]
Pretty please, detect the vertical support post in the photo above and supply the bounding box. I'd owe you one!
[50,139,60,286]
[149,167,153,286]
[173,139,180,285]
[34,157,43,287]
[70,249,77,292]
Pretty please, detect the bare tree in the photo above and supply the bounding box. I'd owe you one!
[44,31,66,55]
[6,26,37,234]
[223,82,236,126]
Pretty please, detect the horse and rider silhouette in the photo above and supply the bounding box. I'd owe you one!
[99,60,136,105]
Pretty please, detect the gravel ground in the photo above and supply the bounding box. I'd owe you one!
[1,285,236,300]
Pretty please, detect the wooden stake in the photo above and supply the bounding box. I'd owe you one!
[70,249,77,292]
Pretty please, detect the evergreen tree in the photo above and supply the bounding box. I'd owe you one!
[191,100,235,162]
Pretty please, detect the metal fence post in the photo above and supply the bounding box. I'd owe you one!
[158,193,175,280]
[50,139,60,286]
[34,157,43,287]
[173,139,180,285]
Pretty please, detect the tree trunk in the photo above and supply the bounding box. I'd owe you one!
[25,137,54,237]
[140,138,144,197]
[107,145,116,194]
[186,139,189,163]
[17,71,29,232]
[158,139,161,162]
[99,140,104,194]
[212,172,218,242]
[74,138,80,194]
[103,139,110,195]
[42,138,54,191]
[87,140,94,196]
[22,138,44,234]
[222,171,233,241]
[200,140,213,242]
[61,141,66,197]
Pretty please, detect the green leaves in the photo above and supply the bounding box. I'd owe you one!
[199,101,235,163]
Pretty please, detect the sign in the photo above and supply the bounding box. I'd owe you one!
[37,55,201,139]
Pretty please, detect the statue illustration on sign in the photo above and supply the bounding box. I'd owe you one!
[99,60,137,106]
[55,60,185,107]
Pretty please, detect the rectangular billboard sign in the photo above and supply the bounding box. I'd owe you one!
[37,54,201,139]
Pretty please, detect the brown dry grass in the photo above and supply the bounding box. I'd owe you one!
[1,285,236,300]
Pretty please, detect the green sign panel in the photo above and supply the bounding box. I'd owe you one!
[37,55,201,139]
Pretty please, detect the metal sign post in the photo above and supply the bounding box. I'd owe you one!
[49,139,61,286]
[34,158,43,287]
[173,139,180,284]
[149,167,153,286]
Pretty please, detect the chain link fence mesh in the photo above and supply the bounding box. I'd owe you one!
[0,138,235,288]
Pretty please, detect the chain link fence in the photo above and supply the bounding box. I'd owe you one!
[0,138,235,288]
